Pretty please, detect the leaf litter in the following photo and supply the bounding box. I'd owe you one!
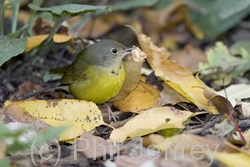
[2,1,250,166]
[3,31,250,166]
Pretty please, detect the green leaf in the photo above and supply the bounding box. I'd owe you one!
[149,0,250,40]
[234,48,250,76]
[209,118,235,140]
[28,4,109,17]
[218,0,250,19]
[159,128,182,137]
[230,39,250,55]
[0,123,15,139]
[0,159,11,167]
[34,126,68,146]
[111,0,159,11]
[198,42,240,71]
[198,42,250,85]
[0,36,27,66]
[0,123,67,155]
[188,0,250,41]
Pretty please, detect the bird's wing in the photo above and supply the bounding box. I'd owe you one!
[49,66,68,76]
[60,57,90,84]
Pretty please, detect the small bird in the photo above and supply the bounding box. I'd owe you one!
[50,39,131,119]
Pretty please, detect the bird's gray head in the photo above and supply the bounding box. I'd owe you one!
[84,39,130,66]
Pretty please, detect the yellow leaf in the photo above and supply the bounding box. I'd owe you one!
[25,34,48,52]
[110,107,192,142]
[214,152,250,167]
[112,82,160,112]
[3,99,105,141]
[161,134,250,166]
[110,59,142,102]
[137,33,217,113]
[52,34,72,43]
[25,34,72,52]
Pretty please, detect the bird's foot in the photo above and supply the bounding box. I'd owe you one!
[104,103,119,122]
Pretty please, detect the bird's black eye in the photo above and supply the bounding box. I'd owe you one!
[112,48,117,54]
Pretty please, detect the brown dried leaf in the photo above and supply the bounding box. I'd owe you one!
[170,45,207,71]
[137,33,217,113]
[2,104,50,131]
[157,83,190,107]
[77,131,119,158]
[10,81,43,101]
[70,13,126,38]
[131,46,147,62]
[32,17,68,35]
[202,88,233,115]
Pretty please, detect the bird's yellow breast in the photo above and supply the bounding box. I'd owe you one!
[68,63,126,104]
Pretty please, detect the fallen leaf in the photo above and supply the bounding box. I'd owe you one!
[114,154,152,167]
[209,117,235,140]
[142,0,204,40]
[25,34,72,52]
[131,46,147,62]
[198,42,250,86]
[3,104,49,131]
[3,99,105,141]
[240,101,250,117]
[110,59,142,102]
[143,134,166,151]
[231,130,250,145]
[5,9,30,23]
[70,13,126,38]
[216,84,250,107]
[165,134,250,166]
[32,17,68,35]
[110,107,192,142]
[169,45,207,71]
[112,82,160,112]
[53,34,72,43]
[202,87,233,115]
[137,33,217,113]
[230,39,250,55]
[214,152,250,167]
[77,131,119,159]
[157,83,190,107]
[9,81,43,101]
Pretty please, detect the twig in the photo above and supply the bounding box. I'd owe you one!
[223,79,249,146]
[202,116,222,135]
[15,83,61,101]
[54,48,67,68]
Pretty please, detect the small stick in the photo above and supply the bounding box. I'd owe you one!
[15,83,61,101]
[223,79,249,147]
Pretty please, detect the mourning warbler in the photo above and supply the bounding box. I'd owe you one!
[50,39,131,104]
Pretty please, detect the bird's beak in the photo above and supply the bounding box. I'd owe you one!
[121,48,133,57]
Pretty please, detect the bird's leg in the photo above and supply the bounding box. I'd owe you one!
[104,103,118,122]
